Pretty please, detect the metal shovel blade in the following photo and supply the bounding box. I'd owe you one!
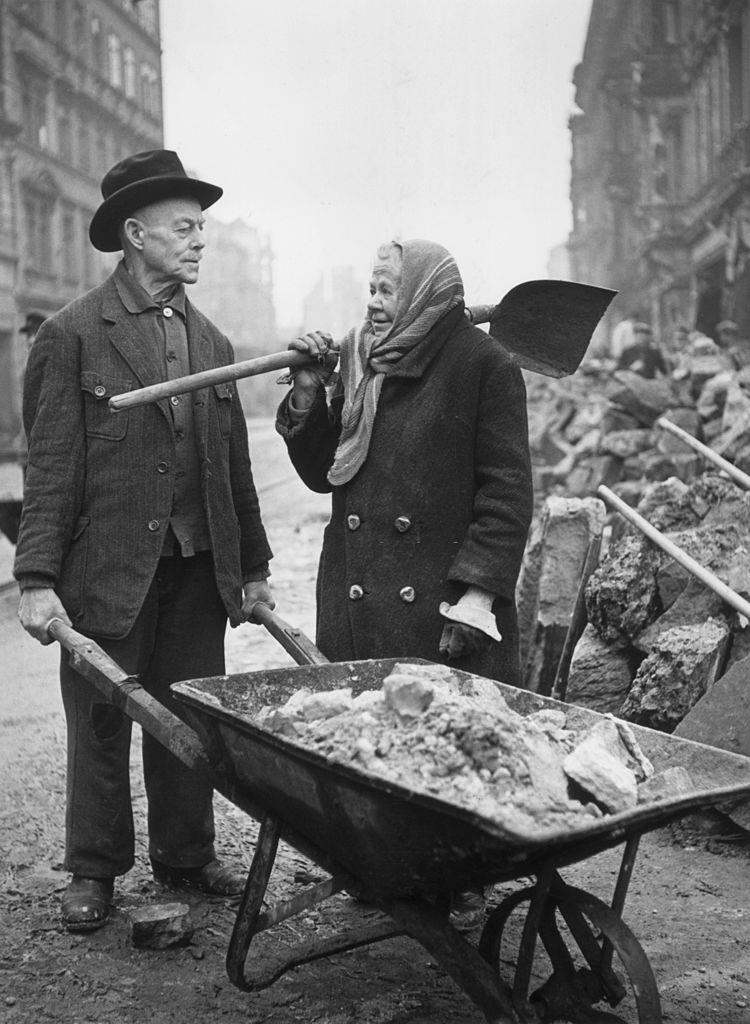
[488,280,617,378]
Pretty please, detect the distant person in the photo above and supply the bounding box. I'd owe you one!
[14,150,275,932]
[609,311,642,361]
[276,238,534,929]
[616,321,669,377]
[715,319,750,369]
[20,311,45,347]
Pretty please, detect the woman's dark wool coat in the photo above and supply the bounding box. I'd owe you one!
[277,305,533,686]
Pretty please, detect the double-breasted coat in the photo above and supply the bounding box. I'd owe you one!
[14,271,271,638]
[277,304,533,685]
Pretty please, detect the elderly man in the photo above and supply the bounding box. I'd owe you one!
[14,150,274,931]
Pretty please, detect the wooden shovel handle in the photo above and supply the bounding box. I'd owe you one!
[597,486,750,622]
[108,349,319,412]
[109,305,499,412]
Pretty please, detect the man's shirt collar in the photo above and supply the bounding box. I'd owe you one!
[114,260,187,319]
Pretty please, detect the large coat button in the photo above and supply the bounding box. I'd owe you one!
[147,519,160,532]
[394,516,412,533]
[347,514,361,531]
[349,584,364,600]
[399,586,416,603]
[93,384,106,398]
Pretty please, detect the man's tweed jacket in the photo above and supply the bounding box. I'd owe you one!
[14,271,271,638]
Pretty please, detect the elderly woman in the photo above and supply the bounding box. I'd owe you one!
[276,238,533,687]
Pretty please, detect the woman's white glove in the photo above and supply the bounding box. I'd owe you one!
[438,586,501,660]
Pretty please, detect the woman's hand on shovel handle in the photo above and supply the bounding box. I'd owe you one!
[241,581,276,623]
[19,587,72,645]
[287,331,338,409]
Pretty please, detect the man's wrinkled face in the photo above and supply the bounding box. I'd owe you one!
[130,197,206,286]
[367,267,400,338]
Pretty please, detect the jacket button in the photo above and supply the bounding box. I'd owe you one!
[349,584,364,600]
[93,385,106,398]
[394,516,412,533]
[147,519,160,532]
[170,395,181,406]
[399,586,416,603]
[156,461,168,474]
[347,514,361,531]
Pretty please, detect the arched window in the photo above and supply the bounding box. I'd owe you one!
[107,33,123,88]
[123,47,136,98]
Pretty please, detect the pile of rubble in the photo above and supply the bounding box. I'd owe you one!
[525,339,750,510]
[566,471,750,734]
[256,662,684,834]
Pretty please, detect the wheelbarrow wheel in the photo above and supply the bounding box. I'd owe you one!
[478,884,662,1023]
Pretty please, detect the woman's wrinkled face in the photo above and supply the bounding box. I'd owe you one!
[367,267,400,338]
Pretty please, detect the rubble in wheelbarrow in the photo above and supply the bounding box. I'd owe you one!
[255,663,672,832]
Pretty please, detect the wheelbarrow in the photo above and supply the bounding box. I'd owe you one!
[49,608,750,1024]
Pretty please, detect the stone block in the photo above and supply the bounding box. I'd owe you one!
[634,579,725,654]
[600,405,642,434]
[585,535,661,647]
[620,618,731,731]
[130,903,194,949]
[518,497,606,694]
[599,429,653,458]
[655,409,702,455]
[565,624,634,713]
[607,371,678,427]
[564,725,639,813]
[383,674,435,719]
[635,476,696,532]
[638,765,695,804]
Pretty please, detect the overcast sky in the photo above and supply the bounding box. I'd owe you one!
[159,0,592,328]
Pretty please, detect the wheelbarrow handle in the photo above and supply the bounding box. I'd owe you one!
[248,603,329,667]
[46,617,212,771]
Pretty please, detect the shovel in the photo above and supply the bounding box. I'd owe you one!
[108,279,616,412]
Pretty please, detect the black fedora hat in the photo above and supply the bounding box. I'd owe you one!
[89,149,223,252]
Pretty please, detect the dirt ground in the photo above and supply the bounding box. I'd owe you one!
[2,422,750,1024]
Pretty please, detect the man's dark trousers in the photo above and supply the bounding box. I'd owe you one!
[60,551,226,878]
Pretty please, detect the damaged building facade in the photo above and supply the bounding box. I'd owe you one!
[569,0,750,345]
[0,0,164,456]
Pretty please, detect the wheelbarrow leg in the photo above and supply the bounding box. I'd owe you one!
[226,814,403,992]
[385,897,525,1024]
[226,813,281,990]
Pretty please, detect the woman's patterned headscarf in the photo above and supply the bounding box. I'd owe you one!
[327,238,464,485]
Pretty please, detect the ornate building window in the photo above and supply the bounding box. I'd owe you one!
[124,47,137,98]
[107,33,123,88]
[79,120,91,174]
[71,2,84,55]
[57,101,73,163]
[140,63,160,118]
[728,22,746,129]
[23,190,55,274]
[61,201,80,284]
[136,0,158,36]
[91,16,105,75]
[19,73,48,149]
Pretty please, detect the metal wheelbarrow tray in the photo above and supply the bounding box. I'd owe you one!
[50,613,750,1024]
[171,651,750,1024]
